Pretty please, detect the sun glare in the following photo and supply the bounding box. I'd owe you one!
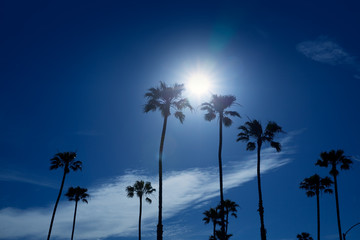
[187,72,212,96]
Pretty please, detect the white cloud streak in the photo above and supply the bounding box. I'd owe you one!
[0,136,294,240]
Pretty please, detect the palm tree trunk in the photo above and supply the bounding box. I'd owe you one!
[157,115,168,240]
[71,201,78,240]
[218,115,225,240]
[333,174,343,240]
[213,221,216,240]
[47,169,67,240]
[257,142,266,240]
[316,192,320,240]
[139,196,142,240]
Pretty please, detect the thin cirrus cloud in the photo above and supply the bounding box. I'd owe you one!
[0,135,294,240]
[296,36,355,66]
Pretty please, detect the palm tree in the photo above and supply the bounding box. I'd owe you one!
[297,232,314,240]
[300,174,333,240]
[222,200,239,236]
[65,186,89,240]
[237,119,283,240]
[315,150,353,240]
[126,180,156,240]
[201,94,240,240]
[47,152,82,240]
[144,82,192,240]
[203,207,220,240]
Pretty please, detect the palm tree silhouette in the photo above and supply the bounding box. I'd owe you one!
[201,94,240,240]
[315,150,353,240]
[297,232,314,240]
[222,200,239,236]
[144,82,192,240]
[237,119,283,240]
[47,152,82,240]
[65,186,89,240]
[203,207,220,240]
[126,180,156,240]
[300,174,333,240]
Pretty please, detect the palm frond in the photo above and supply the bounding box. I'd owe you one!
[145,197,152,204]
[223,117,233,127]
[246,142,256,151]
[204,112,216,122]
[270,141,281,152]
[174,111,185,124]
[224,111,240,118]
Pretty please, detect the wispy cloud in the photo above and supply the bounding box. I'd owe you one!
[297,36,355,66]
[0,170,56,189]
[0,135,294,240]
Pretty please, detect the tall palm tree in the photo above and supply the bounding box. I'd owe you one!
[47,152,82,240]
[237,119,283,240]
[203,207,220,240]
[144,82,192,240]
[201,94,240,240]
[297,232,314,240]
[126,180,156,240]
[315,150,353,240]
[300,174,333,240]
[65,186,89,240]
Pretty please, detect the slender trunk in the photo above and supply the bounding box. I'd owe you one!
[257,142,266,240]
[47,169,67,240]
[213,220,216,240]
[333,174,343,240]
[225,210,229,235]
[71,201,78,240]
[139,196,142,240]
[218,115,225,240]
[316,191,320,240]
[157,115,168,240]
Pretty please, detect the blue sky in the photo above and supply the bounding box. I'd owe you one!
[1,1,360,240]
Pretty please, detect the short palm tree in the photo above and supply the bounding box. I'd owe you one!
[315,150,353,240]
[65,186,89,240]
[297,232,314,240]
[203,207,220,240]
[47,152,82,240]
[300,174,333,240]
[201,94,240,240]
[126,180,156,240]
[144,82,192,240]
[222,200,239,236]
[237,119,283,240]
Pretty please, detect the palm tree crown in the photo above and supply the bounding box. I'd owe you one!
[144,81,192,122]
[201,94,240,126]
[237,119,283,151]
[50,152,82,173]
[315,149,353,177]
[297,232,314,240]
[65,186,89,203]
[126,180,156,203]
[300,174,333,197]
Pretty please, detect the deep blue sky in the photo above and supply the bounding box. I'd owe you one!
[1,1,360,240]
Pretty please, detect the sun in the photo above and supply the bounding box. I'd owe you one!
[186,72,212,96]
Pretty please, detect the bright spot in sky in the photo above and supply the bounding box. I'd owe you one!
[186,72,212,96]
